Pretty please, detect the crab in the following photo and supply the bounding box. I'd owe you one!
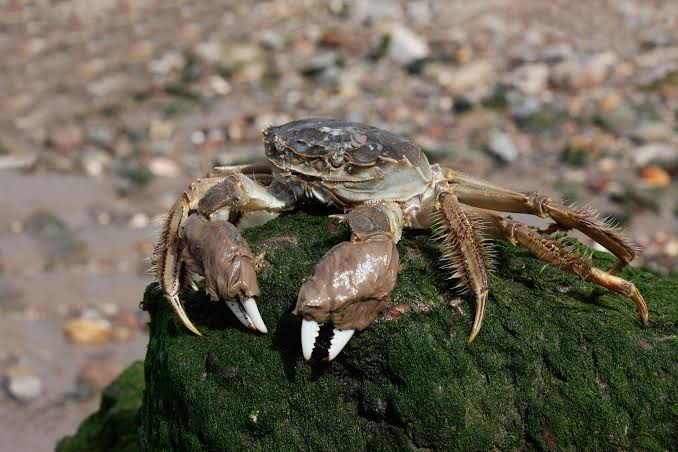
[152,118,648,362]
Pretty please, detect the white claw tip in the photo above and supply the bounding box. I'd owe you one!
[242,298,268,333]
[327,328,355,361]
[301,319,321,361]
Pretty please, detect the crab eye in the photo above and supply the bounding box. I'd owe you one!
[329,152,344,168]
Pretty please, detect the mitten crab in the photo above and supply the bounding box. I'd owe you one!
[152,118,648,361]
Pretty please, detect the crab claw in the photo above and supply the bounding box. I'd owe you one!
[295,240,399,361]
[225,298,268,333]
[182,214,265,333]
[300,319,356,361]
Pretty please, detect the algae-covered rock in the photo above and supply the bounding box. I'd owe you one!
[130,210,674,450]
[57,361,144,452]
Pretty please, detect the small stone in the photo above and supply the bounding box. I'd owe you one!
[632,143,678,167]
[209,75,231,95]
[48,123,83,153]
[631,121,673,143]
[505,63,549,95]
[128,212,150,229]
[640,165,671,188]
[5,366,43,403]
[387,25,429,65]
[195,40,224,64]
[148,157,180,178]
[149,119,174,141]
[80,147,112,177]
[84,124,117,148]
[434,60,494,94]
[487,129,519,162]
[665,239,678,257]
[65,314,113,345]
[550,52,618,90]
[191,130,206,146]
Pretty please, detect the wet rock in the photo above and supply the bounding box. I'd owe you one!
[550,52,618,90]
[129,212,678,450]
[4,365,44,403]
[386,25,429,65]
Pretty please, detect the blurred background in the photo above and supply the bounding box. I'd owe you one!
[0,0,676,449]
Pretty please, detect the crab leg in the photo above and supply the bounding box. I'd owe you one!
[436,192,492,342]
[463,206,648,327]
[443,168,636,274]
[153,178,226,336]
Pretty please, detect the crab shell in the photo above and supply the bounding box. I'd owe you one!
[263,118,434,205]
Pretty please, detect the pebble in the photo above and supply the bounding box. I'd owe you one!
[387,25,429,65]
[631,121,674,143]
[149,119,174,141]
[128,212,150,229]
[148,157,180,177]
[47,123,83,153]
[633,143,677,167]
[487,129,519,162]
[550,51,618,90]
[505,63,549,95]
[80,147,112,177]
[640,165,672,188]
[5,365,44,403]
[65,313,113,345]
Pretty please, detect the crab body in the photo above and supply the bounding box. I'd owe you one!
[153,118,648,362]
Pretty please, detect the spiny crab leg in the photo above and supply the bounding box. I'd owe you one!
[225,298,268,333]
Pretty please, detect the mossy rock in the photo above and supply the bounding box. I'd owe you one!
[56,361,144,452]
[62,210,678,451]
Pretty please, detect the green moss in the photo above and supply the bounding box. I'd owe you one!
[57,361,145,452]
[130,211,677,451]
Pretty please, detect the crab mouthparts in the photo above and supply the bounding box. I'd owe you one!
[225,298,268,333]
[301,319,355,361]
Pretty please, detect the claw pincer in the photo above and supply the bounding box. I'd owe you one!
[182,214,268,333]
[294,240,399,361]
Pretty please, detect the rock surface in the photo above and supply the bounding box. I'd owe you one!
[56,361,144,452]
[61,211,677,450]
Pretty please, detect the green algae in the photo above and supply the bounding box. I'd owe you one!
[59,211,678,451]
[137,211,677,451]
[56,361,145,452]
